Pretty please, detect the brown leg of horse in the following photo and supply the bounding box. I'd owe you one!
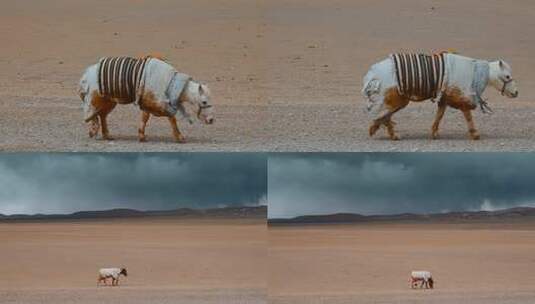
[100,113,112,140]
[431,102,447,139]
[88,116,100,138]
[462,109,480,140]
[98,101,116,140]
[370,110,400,139]
[384,119,399,141]
[168,116,185,143]
[138,111,151,142]
[370,104,407,140]
[370,89,410,140]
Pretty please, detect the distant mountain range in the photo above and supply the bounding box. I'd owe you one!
[268,207,535,224]
[0,206,266,221]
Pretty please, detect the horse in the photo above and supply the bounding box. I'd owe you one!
[410,270,434,289]
[362,52,518,140]
[78,56,214,143]
[97,267,128,286]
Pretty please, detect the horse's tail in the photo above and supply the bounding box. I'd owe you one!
[78,68,91,101]
[362,71,382,114]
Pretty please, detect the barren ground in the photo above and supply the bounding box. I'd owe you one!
[269,222,535,303]
[2,0,535,151]
[0,0,268,151]
[264,0,535,151]
[0,219,266,303]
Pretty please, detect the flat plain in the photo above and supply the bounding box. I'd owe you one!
[0,0,268,151]
[2,0,535,151]
[264,0,535,151]
[269,222,535,303]
[0,219,266,304]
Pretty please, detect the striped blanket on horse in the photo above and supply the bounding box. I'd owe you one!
[391,53,445,101]
[98,56,150,103]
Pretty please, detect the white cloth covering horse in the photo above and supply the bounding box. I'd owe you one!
[78,56,214,142]
[97,267,128,286]
[362,52,518,140]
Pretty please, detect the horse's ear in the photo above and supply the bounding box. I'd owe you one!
[198,83,204,95]
[499,60,504,69]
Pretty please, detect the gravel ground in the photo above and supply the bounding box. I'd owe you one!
[2,0,535,152]
[268,101,535,151]
[2,95,533,152]
[0,95,268,152]
[1,288,265,304]
[269,290,535,304]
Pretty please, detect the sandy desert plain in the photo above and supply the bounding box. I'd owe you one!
[0,218,266,304]
[0,0,268,151]
[268,221,535,304]
[2,0,535,151]
[264,0,535,151]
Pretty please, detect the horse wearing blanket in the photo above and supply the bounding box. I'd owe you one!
[97,267,128,286]
[410,270,434,289]
[78,56,214,142]
[362,52,518,140]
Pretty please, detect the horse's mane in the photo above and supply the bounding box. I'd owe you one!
[138,52,166,61]
[435,49,458,55]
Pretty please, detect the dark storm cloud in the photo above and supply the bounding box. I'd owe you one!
[268,153,535,218]
[0,153,266,215]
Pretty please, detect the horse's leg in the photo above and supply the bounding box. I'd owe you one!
[461,109,480,140]
[369,106,408,140]
[431,101,447,139]
[138,111,151,142]
[88,116,100,138]
[375,88,409,140]
[168,116,185,143]
[99,101,117,140]
[384,120,399,141]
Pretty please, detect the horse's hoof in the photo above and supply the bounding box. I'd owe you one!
[138,136,146,142]
[431,133,439,140]
[103,135,114,141]
[175,137,186,143]
[369,124,380,137]
[390,135,400,141]
[469,131,480,140]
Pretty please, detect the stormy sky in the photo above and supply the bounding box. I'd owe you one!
[269,153,535,218]
[0,153,266,215]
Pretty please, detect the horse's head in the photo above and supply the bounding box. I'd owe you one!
[489,60,518,98]
[182,81,214,124]
[428,278,434,289]
[120,268,128,277]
